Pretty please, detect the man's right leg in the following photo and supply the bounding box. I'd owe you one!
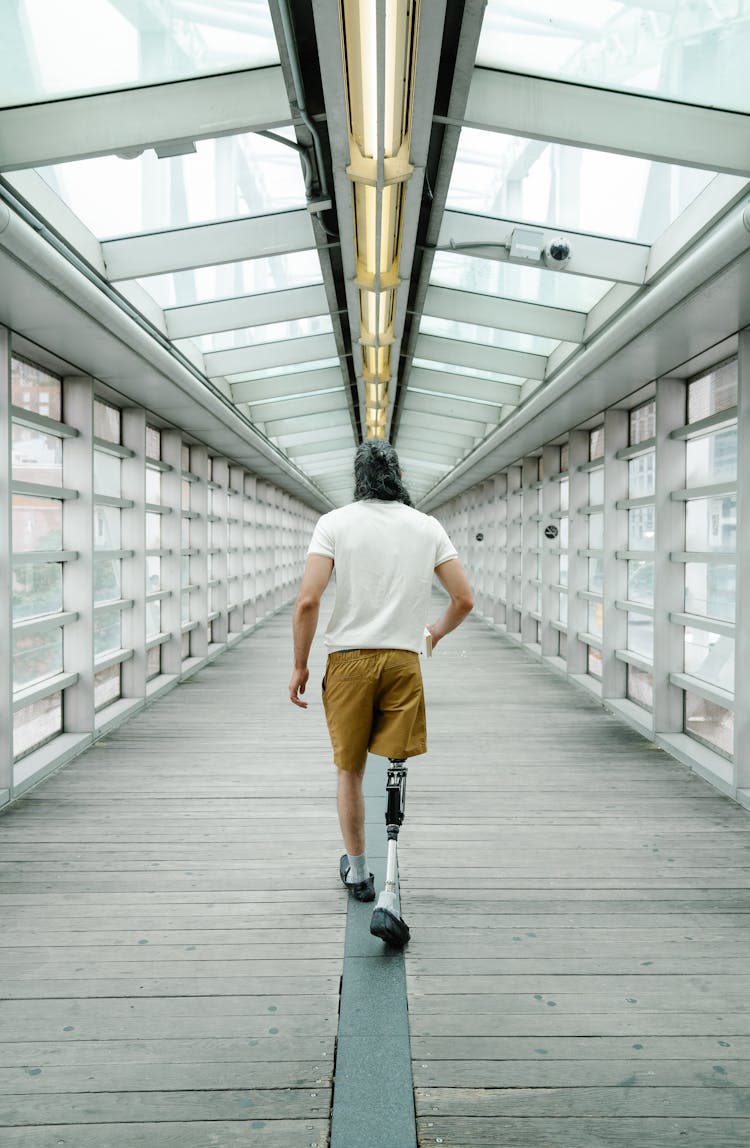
[336,764,374,901]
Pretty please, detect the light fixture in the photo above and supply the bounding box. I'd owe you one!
[340,0,420,438]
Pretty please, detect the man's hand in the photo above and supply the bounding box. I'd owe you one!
[289,667,310,708]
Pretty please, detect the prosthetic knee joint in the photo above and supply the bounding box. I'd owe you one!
[370,758,410,947]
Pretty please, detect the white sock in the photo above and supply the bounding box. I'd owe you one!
[346,852,369,884]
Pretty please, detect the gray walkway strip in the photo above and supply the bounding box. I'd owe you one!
[331,755,417,1148]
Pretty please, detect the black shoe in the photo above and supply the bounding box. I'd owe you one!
[339,854,375,902]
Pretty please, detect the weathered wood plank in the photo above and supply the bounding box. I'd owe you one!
[0,1089,331,1125]
[0,1120,330,1147]
[412,1058,749,1087]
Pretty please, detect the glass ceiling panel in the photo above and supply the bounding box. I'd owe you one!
[420,316,559,357]
[226,358,341,385]
[39,132,306,239]
[448,128,716,245]
[412,358,524,386]
[477,0,750,116]
[1,0,278,106]
[193,316,333,353]
[431,251,612,312]
[137,251,323,309]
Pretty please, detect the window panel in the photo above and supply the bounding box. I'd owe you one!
[587,600,602,638]
[429,251,611,311]
[93,451,121,497]
[94,400,121,443]
[146,646,162,681]
[13,692,62,759]
[13,628,63,689]
[627,611,653,658]
[630,401,655,444]
[589,428,605,460]
[146,467,161,503]
[94,558,121,604]
[94,505,120,549]
[559,477,569,511]
[12,495,62,552]
[684,562,735,623]
[628,454,655,498]
[558,553,568,587]
[685,496,736,553]
[12,425,63,485]
[588,469,604,504]
[588,557,603,594]
[628,505,655,550]
[627,666,653,711]
[11,358,61,419]
[684,629,734,692]
[94,608,122,657]
[146,600,162,637]
[94,664,121,710]
[685,428,737,486]
[685,691,733,758]
[13,563,63,621]
[146,513,161,549]
[588,647,602,678]
[588,513,603,549]
[146,556,161,593]
[146,427,162,460]
[628,560,654,607]
[138,250,323,310]
[688,361,738,422]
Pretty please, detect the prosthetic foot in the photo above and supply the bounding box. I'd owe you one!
[370,759,410,948]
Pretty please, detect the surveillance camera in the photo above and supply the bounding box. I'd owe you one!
[543,237,570,270]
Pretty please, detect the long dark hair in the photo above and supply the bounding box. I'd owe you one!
[353,441,413,506]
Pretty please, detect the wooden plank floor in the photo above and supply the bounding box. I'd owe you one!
[0,609,343,1147]
[402,613,750,1148]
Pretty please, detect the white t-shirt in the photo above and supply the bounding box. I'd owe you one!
[307,499,458,652]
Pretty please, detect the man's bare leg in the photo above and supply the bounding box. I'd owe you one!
[337,765,366,856]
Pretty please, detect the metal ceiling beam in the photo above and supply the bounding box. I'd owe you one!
[249,389,348,423]
[392,423,475,450]
[165,284,331,339]
[264,407,352,436]
[0,68,292,172]
[415,333,546,381]
[204,332,338,377]
[454,68,750,178]
[439,211,649,285]
[421,285,586,343]
[230,365,344,404]
[398,408,488,439]
[403,388,503,425]
[103,210,317,280]
[285,438,356,458]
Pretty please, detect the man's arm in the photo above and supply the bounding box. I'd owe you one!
[289,554,334,708]
[427,558,474,649]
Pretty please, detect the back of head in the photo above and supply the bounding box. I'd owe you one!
[353,440,413,507]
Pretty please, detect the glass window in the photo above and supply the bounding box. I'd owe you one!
[588,557,603,594]
[628,560,654,606]
[146,646,162,681]
[146,427,162,460]
[94,608,122,657]
[193,314,333,354]
[94,558,121,604]
[685,496,736,552]
[94,505,120,550]
[146,467,161,504]
[560,444,569,473]
[181,517,191,549]
[558,553,568,587]
[688,361,737,422]
[560,477,569,511]
[146,556,161,593]
[12,495,62,552]
[181,592,191,624]
[94,451,121,497]
[627,611,653,658]
[588,513,603,549]
[446,127,715,245]
[146,600,162,637]
[12,425,63,485]
[587,600,602,638]
[685,562,735,623]
[139,250,324,310]
[627,666,653,711]
[13,692,62,759]
[419,315,559,357]
[684,630,734,692]
[429,250,612,312]
[588,468,604,505]
[2,0,279,106]
[588,647,602,678]
[13,628,63,689]
[181,632,191,660]
[628,454,655,498]
[630,401,655,444]
[477,1,750,116]
[146,514,161,549]
[589,427,604,460]
[94,664,121,710]
[11,358,61,420]
[94,400,121,443]
[559,517,569,549]
[13,562,63,621]
[685,692,733,758]
[685,428,737,486]
[558,592,568,625]
[629,505,655,550]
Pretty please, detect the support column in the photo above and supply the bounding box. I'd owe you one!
[0,328,12,798]
[566,430,589,676]
[521,456,539,646]
[490,473,508,626]
[541,444,560,658]
[602,408,629,699]
[505,465,522,635]
[61,376,95,735]
[210,458,229,645]
[188,444,208,660]
[653,376,686,735]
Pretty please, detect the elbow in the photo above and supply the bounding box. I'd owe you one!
[455,592,474,615]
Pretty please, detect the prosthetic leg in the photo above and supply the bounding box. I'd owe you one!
[369,759,410,948]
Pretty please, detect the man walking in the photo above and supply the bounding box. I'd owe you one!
[288,441,473,901]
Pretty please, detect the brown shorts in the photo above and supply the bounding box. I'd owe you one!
[322,649,427,772]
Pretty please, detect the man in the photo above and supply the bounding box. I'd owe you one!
[288,440,473,901]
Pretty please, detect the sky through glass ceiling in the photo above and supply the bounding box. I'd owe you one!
[1,0,279,106]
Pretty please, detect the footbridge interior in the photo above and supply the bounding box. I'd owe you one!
[2,2,750,1145]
